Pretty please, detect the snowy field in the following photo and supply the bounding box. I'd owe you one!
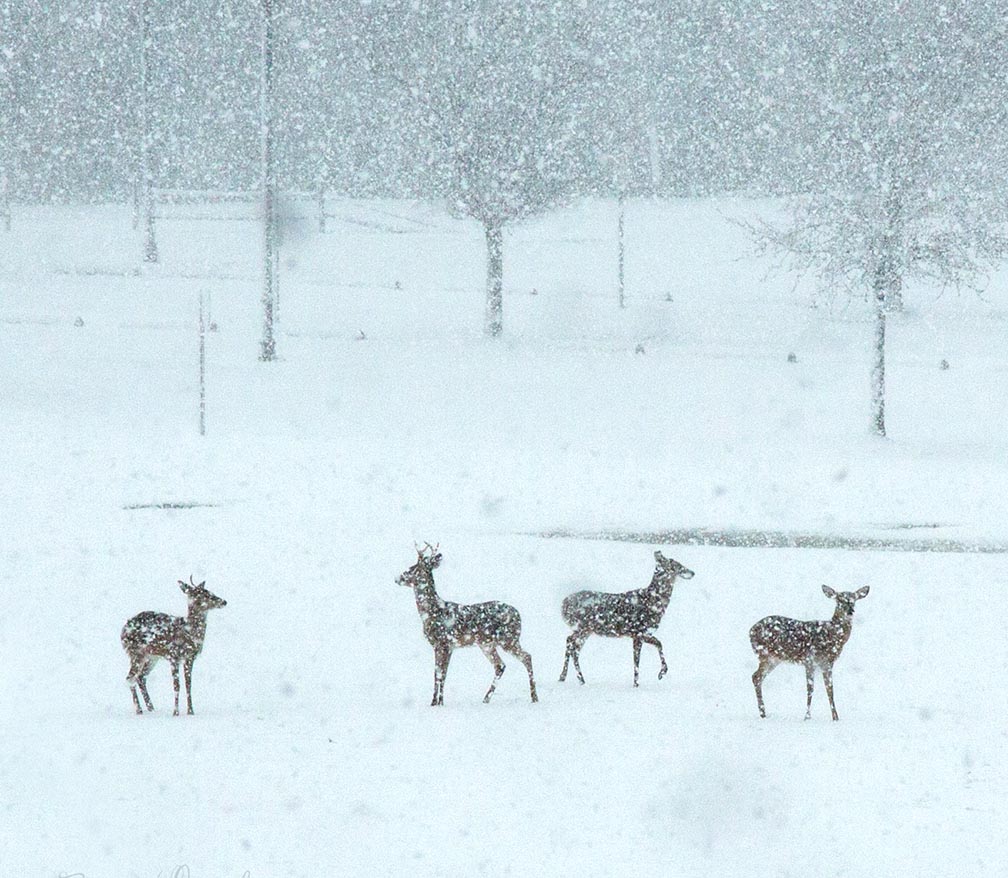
[2,198,1007,877]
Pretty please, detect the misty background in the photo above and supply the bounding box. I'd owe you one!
[3,0,1005,207]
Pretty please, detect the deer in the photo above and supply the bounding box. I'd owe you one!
[396,543,538,706]
[749,584,870,721]
[121,575,227,716]
[559,550,694,687]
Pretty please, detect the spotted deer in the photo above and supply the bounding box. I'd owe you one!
[559,551,694,687]
[396,543,537,706]
[121,576,227,716]
[750,584,870,721]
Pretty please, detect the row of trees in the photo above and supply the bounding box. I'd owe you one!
[2,1,1007,432]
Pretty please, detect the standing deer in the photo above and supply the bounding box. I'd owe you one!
[121,575,227,716]
[396,543,537,706]
[559,550,694,687]
[749,584,870,721]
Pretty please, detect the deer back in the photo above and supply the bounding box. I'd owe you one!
[749,615,852,665]
[438,600,523,647]
[121,610,200,661]
[562,587,667,636]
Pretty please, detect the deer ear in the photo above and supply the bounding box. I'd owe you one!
[199,581,206,588]
[855,585,870,599]
[822,584,837,598]
[654,550,664,562]
[178,581,190,594]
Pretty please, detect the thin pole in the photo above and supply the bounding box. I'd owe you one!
[617,194,625,309]
[199,293,206,436]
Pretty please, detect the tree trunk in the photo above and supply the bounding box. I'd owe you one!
[259,0,277,361]
[884,272,903,313]
[871,228,900,437]
[140,0,158,263]
[484,220,503,337]
[881,178,903,313]
[871,277,886,437]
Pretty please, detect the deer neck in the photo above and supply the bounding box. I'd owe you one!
[412,572,443,620]
[185,603,210,651]
[646,569,676,604]
[827,607,854,645]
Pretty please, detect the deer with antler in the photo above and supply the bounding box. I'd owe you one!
[750,584,870,721]
[121,575,227,716]
[396,543,538,705]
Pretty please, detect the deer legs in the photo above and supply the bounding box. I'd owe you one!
[169,658,198,716]
[137,674,155,712]
[823,665,839,721]
[563,631,669,688]
[480,644,506,703]
[633,634,668,686]
[127,657,156,714]
[753,657,839,721]
[804,660,815,720]
[807,661,840,720]
[432,645,452,706]
[559,632,586,684]
[752,656,779,718]
[507,644,538,703]
[171,661,181,716]
[430,642,537,706]
[184,659,195,715]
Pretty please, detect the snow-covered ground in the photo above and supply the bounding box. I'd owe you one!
[1,198,1006,877]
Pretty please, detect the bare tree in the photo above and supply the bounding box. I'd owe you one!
[749,2,1008,436]
[368,0,593,337]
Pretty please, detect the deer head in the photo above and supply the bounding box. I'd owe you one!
[396,543,443,587]
[654,550,694,579]
[822,584,869,616]
[178,574,227,610]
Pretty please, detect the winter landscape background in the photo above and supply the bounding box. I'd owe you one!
[2,2,1008,877]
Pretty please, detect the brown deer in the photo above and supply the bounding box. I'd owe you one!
[396,543,537,706]
[750,584,870,721]
[121,575,227,716]
[559,550,694,687]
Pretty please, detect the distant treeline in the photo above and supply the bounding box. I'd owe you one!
[1,0,1005,204]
